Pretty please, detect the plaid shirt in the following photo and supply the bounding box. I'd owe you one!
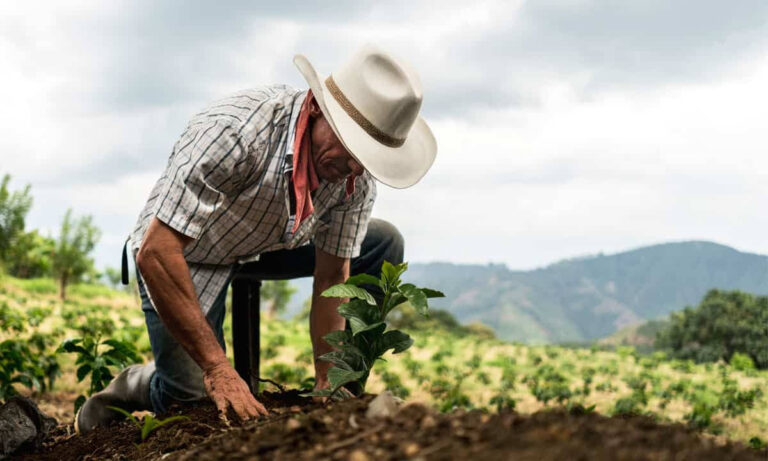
[130,84,376,314]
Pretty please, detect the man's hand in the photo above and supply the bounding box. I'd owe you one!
[203,360,269,422]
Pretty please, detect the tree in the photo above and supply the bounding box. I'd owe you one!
[0,174,33,264]
[656,289,768,369]
[261,280,297,318]
[6,230,55,278]
[52,209,100,300]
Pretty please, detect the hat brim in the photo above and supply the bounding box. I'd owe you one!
[293,54,437,189]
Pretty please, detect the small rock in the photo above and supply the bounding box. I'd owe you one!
[0,396,57,458]
[420,415,437,430]
[286,418,302,430]
[348,448,370,461]
[403,442,420,457]
[365,391,399,419]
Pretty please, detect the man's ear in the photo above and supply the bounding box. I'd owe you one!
[308,95,323,119]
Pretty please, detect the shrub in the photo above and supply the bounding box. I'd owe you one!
[525,364,572,406]
[612,396,643,416]
[719,376,762,417]
[580,367,596,396]
[729,352,755,372]
[429,373,472,412]
[489,393,515,412]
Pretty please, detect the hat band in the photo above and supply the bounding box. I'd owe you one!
[325,76,405,148]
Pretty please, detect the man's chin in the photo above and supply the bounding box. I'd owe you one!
[320,173,344,184]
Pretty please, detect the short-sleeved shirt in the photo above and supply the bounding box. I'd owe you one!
[129,84,377,314]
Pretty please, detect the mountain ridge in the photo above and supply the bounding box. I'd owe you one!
[285,240,768,343]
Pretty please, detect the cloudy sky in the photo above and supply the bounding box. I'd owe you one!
[2,0,768,271]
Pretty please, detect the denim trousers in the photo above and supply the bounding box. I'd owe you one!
[138,218,404,413]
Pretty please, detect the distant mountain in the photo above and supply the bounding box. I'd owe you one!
[284,241,768,344]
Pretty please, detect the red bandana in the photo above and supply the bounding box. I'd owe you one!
[291,90,356,233]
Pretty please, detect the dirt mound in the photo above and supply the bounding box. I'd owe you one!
[16,391,763,461]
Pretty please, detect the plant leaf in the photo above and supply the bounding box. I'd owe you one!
[338,299,381,332]
[322,284,376,305]
[58,339,89,356]
[421,288,445,298]
[327,367,366,392]
[141,416,155,441]
[399,284,428,316]
[323,330,352,347]
[353,321,385,337]
[377,330,414,355]
[301,388,333,398]
[381,261,408,287]
[318,351,354,370]
[107,405,140,428]
[385,293,406,314]
[103,339,140,362]
[150,415,188,433]
[344,273,381,287]
[76,364,91,382]
[74,395,86,414]
[322,330,365,359]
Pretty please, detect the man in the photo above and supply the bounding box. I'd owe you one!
[76,43,437,433]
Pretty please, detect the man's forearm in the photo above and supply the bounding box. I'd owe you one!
[309,277,347,382]
[137,244,227,372]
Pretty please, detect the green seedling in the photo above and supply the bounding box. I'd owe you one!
[107,406,189,442]
[305,261,444,399]
[58,335,140,413]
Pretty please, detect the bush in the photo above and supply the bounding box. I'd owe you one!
[612,396,643,416]
[729,352,755,372]
[656,290,768,369]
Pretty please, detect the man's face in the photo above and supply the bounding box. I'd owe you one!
[309,100,365,184]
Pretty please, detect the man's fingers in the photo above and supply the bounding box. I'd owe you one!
[212,395,230,423]
[232,400,251,422]
[253,400,269,417]
[243,393,268,418]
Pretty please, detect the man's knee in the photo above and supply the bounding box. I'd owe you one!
[355,219,405,276]
[369,218,404,263]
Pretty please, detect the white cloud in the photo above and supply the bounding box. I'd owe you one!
[2,0,768,271]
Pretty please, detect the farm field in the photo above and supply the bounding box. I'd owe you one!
[1,275,767,458]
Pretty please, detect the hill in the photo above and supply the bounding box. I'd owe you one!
[286,241,768,343]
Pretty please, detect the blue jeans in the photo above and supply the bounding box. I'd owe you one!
[139,218,404,413]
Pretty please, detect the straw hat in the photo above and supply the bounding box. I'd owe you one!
[293,44,437,189]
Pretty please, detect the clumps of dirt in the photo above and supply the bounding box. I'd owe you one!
[16,390,320,461]
[17,391,766,461]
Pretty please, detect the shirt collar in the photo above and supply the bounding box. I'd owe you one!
[283,90,309,176]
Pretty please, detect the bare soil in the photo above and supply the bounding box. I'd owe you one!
[14,391,765,461]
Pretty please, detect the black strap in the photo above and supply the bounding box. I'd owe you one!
[121,239,129,285]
